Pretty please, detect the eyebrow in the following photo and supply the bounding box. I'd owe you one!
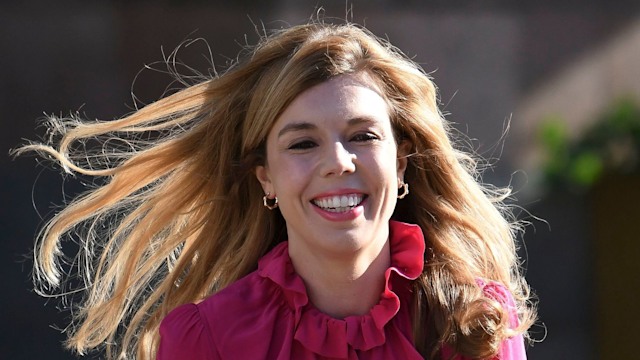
[347,117,378,127]
[276,117,379,138]
[277,122,317,138]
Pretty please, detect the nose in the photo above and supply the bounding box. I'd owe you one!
[321,141,356,177]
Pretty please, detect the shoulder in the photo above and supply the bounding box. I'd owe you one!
[479,280,527,360]
[440,282,528,360]
[157,302,219,359]
[477,280,519,329]
[158,243,301,358]
[158,270,287,358]
[197,270,282,328]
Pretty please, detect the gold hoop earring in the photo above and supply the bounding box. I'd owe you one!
[263,193,278,210]
[398,182,409,199]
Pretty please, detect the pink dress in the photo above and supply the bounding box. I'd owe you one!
[157,221,526,359]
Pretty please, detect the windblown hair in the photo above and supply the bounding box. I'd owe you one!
[15,22,535,359]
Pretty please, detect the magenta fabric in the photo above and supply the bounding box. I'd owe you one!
[157,221,526,359]
[439,279,527,360]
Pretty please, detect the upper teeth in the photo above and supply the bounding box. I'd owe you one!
[313,194,363,209]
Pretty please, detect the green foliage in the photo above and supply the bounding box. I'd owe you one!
[539,99,640,191]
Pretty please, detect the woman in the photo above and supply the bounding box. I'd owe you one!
[16,22,535,359]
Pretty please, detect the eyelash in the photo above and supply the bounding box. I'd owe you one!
[287,132,380,150]
[351,132,379,142]
[288,140,317,150]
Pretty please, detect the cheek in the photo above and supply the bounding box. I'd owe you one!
[270,157,313,193]
[370,148,399,179]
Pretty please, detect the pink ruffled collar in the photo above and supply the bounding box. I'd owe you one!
[257,221,426,358]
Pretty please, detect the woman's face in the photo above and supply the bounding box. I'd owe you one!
[256,73,409,258]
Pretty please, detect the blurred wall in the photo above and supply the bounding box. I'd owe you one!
[3,1,639,359]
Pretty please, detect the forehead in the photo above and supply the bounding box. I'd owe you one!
[271,73,391,134]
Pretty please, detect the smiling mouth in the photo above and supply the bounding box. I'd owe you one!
[311,194,366,213]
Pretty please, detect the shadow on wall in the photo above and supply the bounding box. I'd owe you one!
[534,100,640,359]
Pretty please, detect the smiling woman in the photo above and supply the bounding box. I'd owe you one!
[255,73,406,319]
[14,21,536,360]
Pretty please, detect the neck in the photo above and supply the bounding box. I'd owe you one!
[289,237,391,319]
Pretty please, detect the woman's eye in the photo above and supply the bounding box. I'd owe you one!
[288,140,317,150]
[351,133,379,142]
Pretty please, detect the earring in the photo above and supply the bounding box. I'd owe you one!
[263,192,278,210]
[398,182,409,199]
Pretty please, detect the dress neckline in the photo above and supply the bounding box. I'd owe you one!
[256,221,426,358]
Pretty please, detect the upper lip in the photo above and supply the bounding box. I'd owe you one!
[311,188,367,200]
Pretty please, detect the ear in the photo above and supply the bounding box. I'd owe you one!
[255,165,274,195]
[396,140,411,182]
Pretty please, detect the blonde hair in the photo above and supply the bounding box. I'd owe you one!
[15,22,535,359]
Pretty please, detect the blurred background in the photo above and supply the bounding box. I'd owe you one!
[3,1,640,359]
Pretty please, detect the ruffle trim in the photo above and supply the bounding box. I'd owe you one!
[257,221,425,358]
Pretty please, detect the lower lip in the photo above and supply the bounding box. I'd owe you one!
[311,198,366,222]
